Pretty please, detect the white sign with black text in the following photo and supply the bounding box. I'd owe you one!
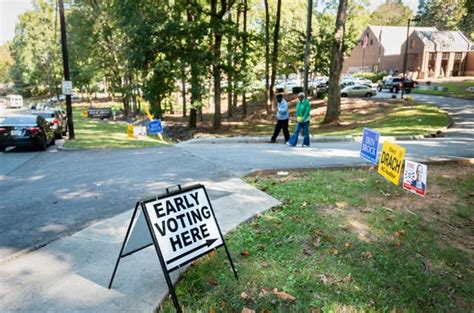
[62,80,73,95]
[142,186,223,271]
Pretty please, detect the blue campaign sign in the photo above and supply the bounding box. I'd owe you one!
[360,128,380,164]
[147,119,163,135]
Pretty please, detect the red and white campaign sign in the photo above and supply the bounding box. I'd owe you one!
[403,160,427,197]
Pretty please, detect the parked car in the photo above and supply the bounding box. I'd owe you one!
[340,80,356,89]
[378,77,418,93]
[353,77,373,86]
[341,84,377,98]
[32,110,67,139]
[0,115,55,151]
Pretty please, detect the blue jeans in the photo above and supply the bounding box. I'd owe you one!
[287,121,310,146]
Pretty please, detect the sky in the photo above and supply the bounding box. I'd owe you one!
[0,0,420,45]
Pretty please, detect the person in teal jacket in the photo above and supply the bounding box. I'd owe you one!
[287,92,310,147]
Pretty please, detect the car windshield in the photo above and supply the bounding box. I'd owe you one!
[0,116,37,126]
[32,112,55,118]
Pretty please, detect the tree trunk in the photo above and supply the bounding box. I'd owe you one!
[211,0,222,129]
[242,0,248,117]
[324,0,348,124]
[264,0,270,114]
[181,70,187,117]
[303,0,313,95]
[227,11,233,118]
[269,0,282,110]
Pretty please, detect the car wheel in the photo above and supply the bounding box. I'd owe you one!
[389,87,394,93]
[38,135,47,151]
[377,86,382,92]
[341,93,347,97]
[365,93,373,97]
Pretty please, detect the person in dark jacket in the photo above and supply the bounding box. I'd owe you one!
[270,94,290,143]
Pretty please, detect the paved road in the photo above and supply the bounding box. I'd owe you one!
[0,93,473,261]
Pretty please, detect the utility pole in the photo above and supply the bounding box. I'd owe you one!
[303,0,313,96]
[58,0,75,139]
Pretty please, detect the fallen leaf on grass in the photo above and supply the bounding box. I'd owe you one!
[257,244,266,251]
[303,246,313,256]
[272,288,296,301]
[312,236,321,247]
[240,292,250,300]
[311,308,321,313]
[302,201,307,207]
[394,240,402,247]
[344,242,352,249]
[361,251,373,259]
[319,274,329,285]
[208,278,218,286]
[258,288,271,298]
[331,248,339,255]
[209,309,215,313]
[261,262,269,268]
[335,201,348,209]
[242,308,255,313]
[241,250,251,257]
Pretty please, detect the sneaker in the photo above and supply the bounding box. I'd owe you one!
[302,144,309,147]
[286,142,293,146]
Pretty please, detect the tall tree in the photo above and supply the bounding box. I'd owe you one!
[324,0,349,124]
[263,0,271,114]
[269,0,282,108]
[0,44,14,83]
[241,0,249,117]
[417,0,467,30]
[370,2,413,26]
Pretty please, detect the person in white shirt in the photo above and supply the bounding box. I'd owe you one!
[270,94,290,143]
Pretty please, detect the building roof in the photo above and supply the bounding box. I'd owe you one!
[415,30,472,52]
[368,25,437,55]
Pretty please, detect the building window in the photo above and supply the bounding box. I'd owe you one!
[454,53,462,60]
[429,53,436,60]
[370,39,373,45]
[442,53,450,60]
[410,39,416,48]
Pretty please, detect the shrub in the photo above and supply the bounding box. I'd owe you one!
[353,72,386,83]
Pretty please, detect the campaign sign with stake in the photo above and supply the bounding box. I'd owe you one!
[147,119,163,135]
[403,160,427,197]
[377,141,405,185]
[108,184,238,313]
[360,128,380,164]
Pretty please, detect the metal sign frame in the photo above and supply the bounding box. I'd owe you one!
[108,184,238,312]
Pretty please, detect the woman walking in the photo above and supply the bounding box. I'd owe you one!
[287,92,310,147]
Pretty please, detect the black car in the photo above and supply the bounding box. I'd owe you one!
[0,115,55,151]
[32,110,67,139]
[378,77,418,93]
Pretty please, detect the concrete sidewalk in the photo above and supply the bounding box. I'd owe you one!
[0,177,280,312]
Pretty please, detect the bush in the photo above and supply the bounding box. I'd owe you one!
[353,72,386,83]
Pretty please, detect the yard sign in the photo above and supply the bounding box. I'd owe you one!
[403,160,427,197]
[108,184,237,313]
[377,141,405,185]
[360,128,380,164]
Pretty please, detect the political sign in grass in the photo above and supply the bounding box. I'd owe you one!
[377,141,406,185]
[147,119,163,135]
[360,128,380,164]
[127,124,134,138]
[403,160,427,197]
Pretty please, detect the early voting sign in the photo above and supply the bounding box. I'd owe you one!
[403,160,427,197]
[360,128,380,164]
[377,141,405,185]
[147,119,163,135]
[108,184,237,312]
[142,186,223,271]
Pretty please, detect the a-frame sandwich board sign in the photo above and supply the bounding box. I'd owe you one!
[108,184,238,312]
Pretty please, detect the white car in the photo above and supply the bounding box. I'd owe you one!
[353,77,373,86]
[341,84,377,98]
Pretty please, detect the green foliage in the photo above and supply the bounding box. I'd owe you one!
[0,44,14,83]
[352,71,385,82]
[417,0,467,30]
[370,2,413,26]
[10,0,63,96]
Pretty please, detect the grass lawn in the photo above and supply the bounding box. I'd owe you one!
[199,101,450,138]
[160,163,474,312]
[63,106,169,149]
[412,80,474,100]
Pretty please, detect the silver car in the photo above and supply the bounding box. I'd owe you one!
[341,84,377,98]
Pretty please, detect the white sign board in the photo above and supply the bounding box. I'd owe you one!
[142,186,223,271]
[133,126,147,138]
[403,160,427,197]
[62,80,73,95]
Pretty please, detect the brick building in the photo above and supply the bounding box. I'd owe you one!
[342,25,474,79]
